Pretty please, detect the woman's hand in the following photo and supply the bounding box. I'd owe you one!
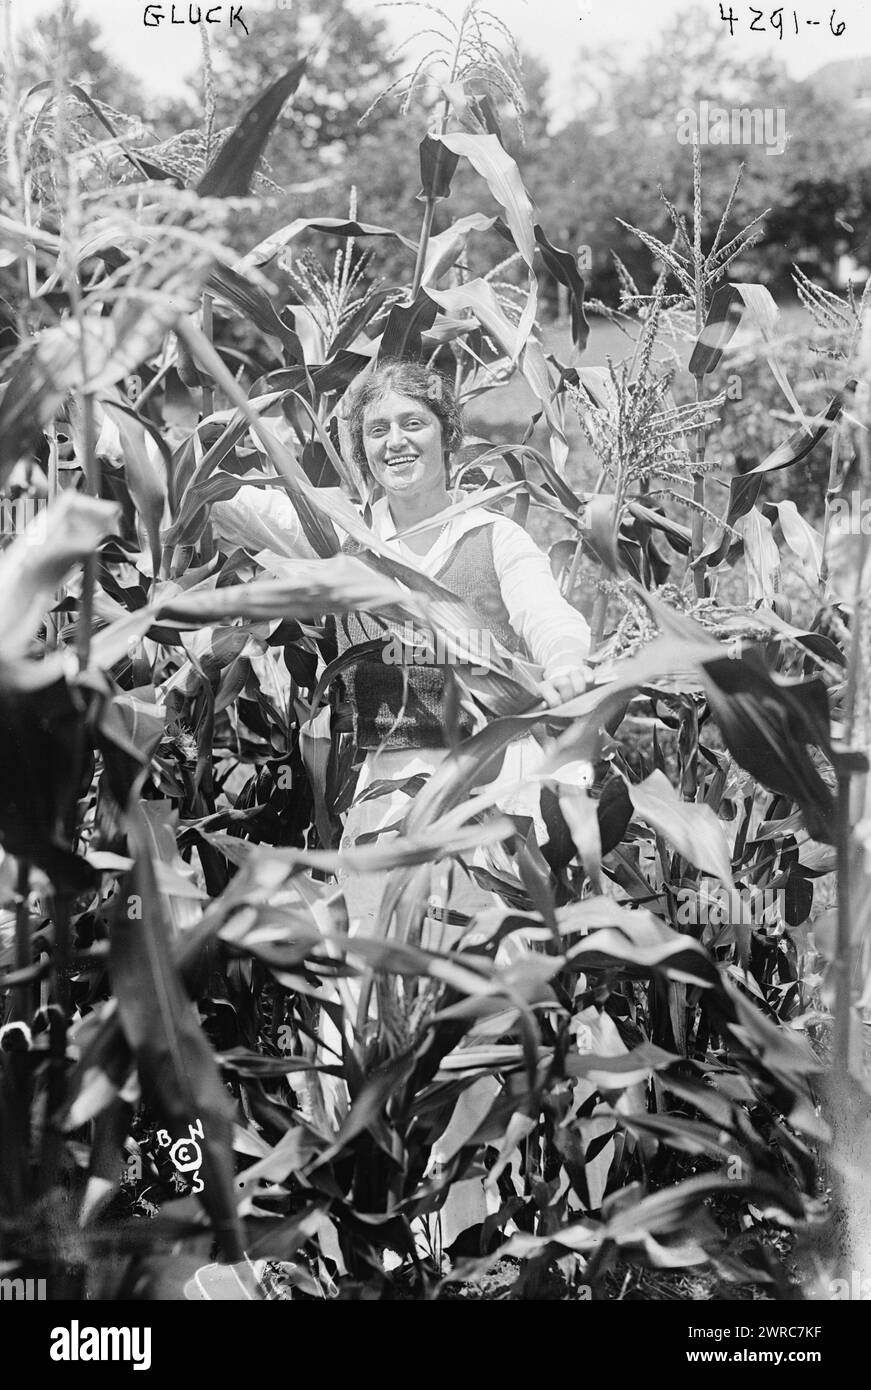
[536,665,593,709]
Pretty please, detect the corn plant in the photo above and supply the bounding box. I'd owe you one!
[0,0,859,1301]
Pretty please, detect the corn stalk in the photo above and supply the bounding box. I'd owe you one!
[12,857,31,1024]
[818,418,843,588]
[824,356,871,1286]
[199,25,217,416]
[690,140,707,599]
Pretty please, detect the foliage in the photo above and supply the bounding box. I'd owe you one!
[13,3,197,140]
[0,0,867,1304]
[522,8,871,303]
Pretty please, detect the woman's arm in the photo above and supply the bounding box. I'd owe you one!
[490,515,592,705]
[210,483,337,559]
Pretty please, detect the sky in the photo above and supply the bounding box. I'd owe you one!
[10,0,871,118]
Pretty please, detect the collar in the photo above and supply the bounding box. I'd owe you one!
[369,494,496,549]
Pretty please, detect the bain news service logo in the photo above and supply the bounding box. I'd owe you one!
[150,1116,206,1193]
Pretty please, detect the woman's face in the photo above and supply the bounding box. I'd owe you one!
[362,390,446,499]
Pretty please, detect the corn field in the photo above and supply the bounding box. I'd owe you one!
[1,0,870,1315]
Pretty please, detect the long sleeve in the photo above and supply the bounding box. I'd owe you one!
[210,483,323,559]
[490,515,591,678]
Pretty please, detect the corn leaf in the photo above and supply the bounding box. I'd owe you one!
[422,213,499,287]
[698,383,855,568]
[439,133,536,270]
[627,769,734,888]
[534,224,590,353]
[377,290,438,363]
[110,804,243,1260]
[101,400,166,580]
[206,263,304,362]
[417,134,460,201]
[775,500,823,587]
[737,506,780,605]
[700,652,836,844]
[237,219,417,273]
[0,491,119,659]
[196,61,308,198]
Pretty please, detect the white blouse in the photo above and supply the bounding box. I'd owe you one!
[211,485,591,681]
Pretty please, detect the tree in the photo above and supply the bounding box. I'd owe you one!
[206,0,402,182]
[15,5,146,115]
[11,3,198,146]
[519,5,871,302]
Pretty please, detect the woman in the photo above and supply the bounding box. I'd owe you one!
[214,363,593,1241]
[214,360,592,936]
[332,360,592,938]
[335,361,593,1247]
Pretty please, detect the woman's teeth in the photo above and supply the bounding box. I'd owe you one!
[386,454,417,467]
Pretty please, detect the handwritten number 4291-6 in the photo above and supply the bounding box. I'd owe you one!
[719,4,846,36]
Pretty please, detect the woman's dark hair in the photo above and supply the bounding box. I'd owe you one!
[346,360,464,480]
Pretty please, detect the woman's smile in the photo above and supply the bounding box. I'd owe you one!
[383,451,420,478]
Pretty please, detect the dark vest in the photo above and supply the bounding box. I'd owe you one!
[335,521,524,750]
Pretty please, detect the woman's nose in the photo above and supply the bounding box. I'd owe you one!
[386,423,405,449]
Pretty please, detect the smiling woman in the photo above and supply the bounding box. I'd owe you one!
[321,360,594,937]
[211,359,593,936]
